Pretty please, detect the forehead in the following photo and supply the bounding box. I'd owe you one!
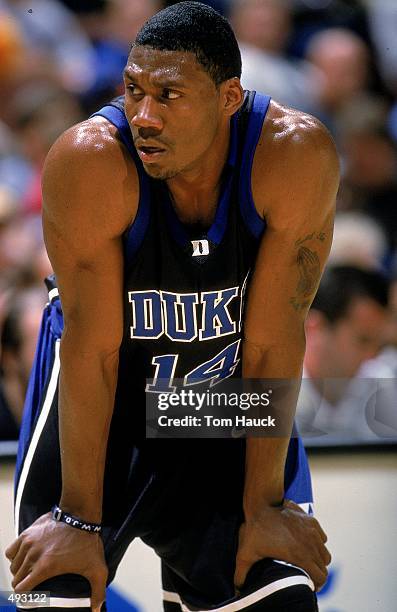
[125,45,211,86]
[344,297,387,330]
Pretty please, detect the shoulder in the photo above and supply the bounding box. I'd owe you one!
[44,117,134,186]
[256,99,338,162]
[42,116,138,234]
[252,100,340,217]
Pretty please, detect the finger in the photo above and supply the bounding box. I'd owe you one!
[303,561,328,592]
[10,542,32,576]
[88,569,107,612]
[303,532,330,579]
[317,541,332,567]
[314,568,328,592]
[234,558,252,591]
[5,537,21,561]
[310,517,328,543]
[12,555,36,590]
[13,560,52,593]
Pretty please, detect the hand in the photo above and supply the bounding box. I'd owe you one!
[5,513,108,612]
[234,500,331,592]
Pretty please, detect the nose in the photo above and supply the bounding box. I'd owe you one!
[131,95,163,132]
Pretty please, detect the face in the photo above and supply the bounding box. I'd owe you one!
[326,297,389,378]
[124,46,235,180]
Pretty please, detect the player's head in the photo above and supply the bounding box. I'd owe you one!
[124,1,244,179]
[305,265,390,378]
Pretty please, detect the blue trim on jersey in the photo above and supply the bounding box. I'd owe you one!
[15,296,64,484]
[162,112,239,247]
[284,428,313,505]
[91,105,150,260]
[239,92,271,239]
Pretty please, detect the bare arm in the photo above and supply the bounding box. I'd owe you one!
[6,118,138,608]
[43,120,137,521]
[235,106,339,589]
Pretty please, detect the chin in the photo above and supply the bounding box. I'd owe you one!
[143,164,180,180]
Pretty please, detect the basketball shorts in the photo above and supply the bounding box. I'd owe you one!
[14,283,317,611]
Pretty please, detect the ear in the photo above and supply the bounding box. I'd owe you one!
[221,78,244,117]
[305,309,329,333]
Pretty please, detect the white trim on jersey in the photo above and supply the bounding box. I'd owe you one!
[18,597,91,609]
[48,287,59,302]
[14,340,61,536]
[163,575,314,612]
[273,559,314,586]
[298,502,314,514]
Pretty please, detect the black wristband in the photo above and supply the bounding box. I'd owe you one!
[51,505,102,534]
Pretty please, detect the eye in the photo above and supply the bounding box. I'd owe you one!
[162,89,181,100]
[127,84,144,96]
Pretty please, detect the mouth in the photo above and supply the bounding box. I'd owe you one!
[135,144,167,163]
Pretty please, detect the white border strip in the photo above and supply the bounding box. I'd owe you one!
[18,596,91,609]
[163,575,313,611]
[14,340,61,536]
[48,288,59,302]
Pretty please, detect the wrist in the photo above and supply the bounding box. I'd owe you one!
[59,492,102,523]
[243,496,284,523]
[52,505,102,534]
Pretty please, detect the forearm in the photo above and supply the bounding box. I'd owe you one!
[58,334,119,522]
[242,333,305,518]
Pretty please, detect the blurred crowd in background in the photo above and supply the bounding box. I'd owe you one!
[1,0,397,443]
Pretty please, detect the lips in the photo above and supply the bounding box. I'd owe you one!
[135,142,167,163]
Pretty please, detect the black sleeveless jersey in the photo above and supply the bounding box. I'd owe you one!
[93,92,270,435]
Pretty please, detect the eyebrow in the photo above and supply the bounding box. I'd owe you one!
[123,69,187,89]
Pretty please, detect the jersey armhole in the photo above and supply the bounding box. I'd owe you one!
[239,92,271,240]
[91,105,150,261]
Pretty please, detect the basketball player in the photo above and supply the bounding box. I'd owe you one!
[6,3,339,611]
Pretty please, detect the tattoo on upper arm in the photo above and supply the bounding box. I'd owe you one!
[296,247,321,297]
[294,232,326,248]
[290,233,325,312]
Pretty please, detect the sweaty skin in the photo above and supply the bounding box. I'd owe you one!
[6,47,339,610]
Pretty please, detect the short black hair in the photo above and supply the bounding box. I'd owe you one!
[312,265,389,324]
[133,1,242,86]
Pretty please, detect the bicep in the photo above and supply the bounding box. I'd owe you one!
[245,126,339,349]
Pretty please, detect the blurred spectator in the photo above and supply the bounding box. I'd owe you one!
[163,1,228,16]
[56,0,161,112]
[296,265,395,441]
[0,120,35,204]
[230,0,320,111]
[290,0,371,59]
[107,0,164,48]
[365,272,397,387]
[10,83,83,214]
[0,0,96,94]
[337,96,397,253]
[0,9,24,80]
[305,28,370,133]
[0,287,46,438]
[0,215,52,288]
[367,0,397,95]
[329,212,388,271]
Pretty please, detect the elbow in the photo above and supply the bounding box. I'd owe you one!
[242,327,306,378]
[60,323,122,363]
